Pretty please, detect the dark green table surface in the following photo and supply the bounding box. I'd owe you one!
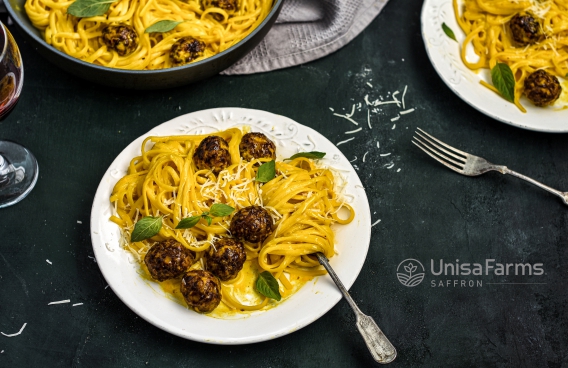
[1,0,567,366]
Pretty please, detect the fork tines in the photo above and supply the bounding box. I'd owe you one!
[412,128,467,173]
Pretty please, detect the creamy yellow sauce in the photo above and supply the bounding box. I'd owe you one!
[141,259,313,318]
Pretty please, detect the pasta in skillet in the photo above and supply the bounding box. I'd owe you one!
[25,0,272,69]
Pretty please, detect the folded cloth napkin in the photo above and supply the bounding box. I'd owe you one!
[221,0,390,75]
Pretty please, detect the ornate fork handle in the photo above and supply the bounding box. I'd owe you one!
[487,164,568,205]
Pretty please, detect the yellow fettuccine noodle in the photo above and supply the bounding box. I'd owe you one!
[454,0,568,112]
[25,0,272,69]
[109,128,354,311]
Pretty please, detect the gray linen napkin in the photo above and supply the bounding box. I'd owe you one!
[222,0,390,75]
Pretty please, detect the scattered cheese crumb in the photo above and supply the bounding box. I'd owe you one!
[367,82,373,88]
[402,85,408,109]
[333,113,359,126]
[385,163,395,169]
[392,124,396,130]
[391,116,400,122]
[349,156,357,162]
[345,127,362,134]
[397,168,401,172]
[371,219,382,227]
[1,323,27,337]
[77,220,82,224]
[46,259,52,265]
[400,108,415,115]
[376,141,380,148]
[336,137,355,146]
[380,153,391,157]
[48,300,70,305]
[105,285,109,289]
[362,151,369,162]
[367,109,372,129]
[329,107,334,112]
[72,303,83,307]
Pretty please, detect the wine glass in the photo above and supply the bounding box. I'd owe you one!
[0,21,37,208]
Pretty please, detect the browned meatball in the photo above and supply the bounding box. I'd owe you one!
[524,69,562,107]
[206,237,246,281]
[230,206,273,243]
[239,132,276,162]
[144,239,194,282]
[180,270,221,313]
[202,0,237,11]
[170,37,206,66]
[509,13,543,46]
[102,24,139,56]
[193,135,232,174]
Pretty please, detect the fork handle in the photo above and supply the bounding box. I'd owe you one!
[497,166,568,205]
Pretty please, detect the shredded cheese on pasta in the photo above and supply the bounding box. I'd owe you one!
[109,127,355,312]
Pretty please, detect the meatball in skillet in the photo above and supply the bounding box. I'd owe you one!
[239,132,276,162]
[180,270,222,313]
[230,206,273,243]
[102,24,139,56]
[144,239,194,282]
[193,135,231,174]
[206,237,246,281]
[170,37,206,66]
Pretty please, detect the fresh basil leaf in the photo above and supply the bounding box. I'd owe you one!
[491,63,515,102]
[204,215,212,226]
[209,203,235,217]
[256,160,275,183]
[67,0,117,17]
[145,20,183,33]
[256,271,281,301]
[175,215,201,229]
[131,216,162,242]
[442,23,457,42]
[286,151,326,160]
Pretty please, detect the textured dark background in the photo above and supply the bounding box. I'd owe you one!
[1,0,567,366]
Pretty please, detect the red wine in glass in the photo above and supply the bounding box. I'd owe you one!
[0,21,38,208]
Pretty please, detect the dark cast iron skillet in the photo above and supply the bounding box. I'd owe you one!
[5,0,283,89]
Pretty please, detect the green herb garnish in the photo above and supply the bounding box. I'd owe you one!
[131,216,162,242]
[442,23,457,42]
[145,20,183,33]
[256,271,281,301]
[491,63,515,102]
[175,203,235,229]
[286,151,326,160]
[176,215,201,229]
[67,0,117,17]
[255,160,275,183]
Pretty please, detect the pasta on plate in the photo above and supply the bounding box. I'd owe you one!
[108,127,354,316]
[454,0,568,111]
[25,0,272,69]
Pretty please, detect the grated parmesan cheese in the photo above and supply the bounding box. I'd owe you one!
[1,323,27,337]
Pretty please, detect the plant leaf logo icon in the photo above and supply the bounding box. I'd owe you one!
[397,259,425,287]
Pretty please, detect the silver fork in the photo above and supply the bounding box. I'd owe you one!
[412,128,568,205]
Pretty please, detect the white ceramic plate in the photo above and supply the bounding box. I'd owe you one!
[90,108,371,344]
[421,0,568,132]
